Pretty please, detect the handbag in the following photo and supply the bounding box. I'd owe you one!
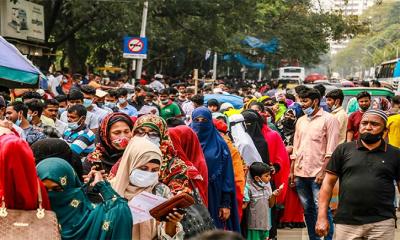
[181,181,215,239]
[149,192,195,221]
[0,180,61,240]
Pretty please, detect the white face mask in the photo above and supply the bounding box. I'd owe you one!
[136,135,161,147]
[129,169,159,188]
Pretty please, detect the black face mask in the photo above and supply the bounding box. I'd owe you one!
[137,96,145,103]
[282,118,295,128]
[360,132,383,144]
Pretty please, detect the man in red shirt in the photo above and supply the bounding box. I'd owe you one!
[346,91,371,142]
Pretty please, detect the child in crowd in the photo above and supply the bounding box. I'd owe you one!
[244,162,282,240]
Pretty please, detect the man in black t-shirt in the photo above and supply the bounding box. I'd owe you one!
[316,109,400,240]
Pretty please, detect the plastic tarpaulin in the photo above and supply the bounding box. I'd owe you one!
[204,94,244,109]
[0,36,44,88]
[223,53,266,69]
[242,36,279,53]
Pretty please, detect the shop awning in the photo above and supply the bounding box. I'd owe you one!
[0,36,45,88]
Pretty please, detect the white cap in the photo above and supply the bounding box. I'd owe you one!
[154,74,163,79]
[36,89,45,97]
[95,89,108,98]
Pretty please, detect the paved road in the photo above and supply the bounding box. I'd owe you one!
[278,225,400,240]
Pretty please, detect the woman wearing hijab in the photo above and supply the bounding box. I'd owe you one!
[0,134,51,210]
[213,118,246,221]
[275,94,288,121]
[31,138,83,180]
[190,107,241,233]
[250,101,279,132]
[37,158,132,240]
[110,114,189,194]
[169,125,208,206]
[241,110,270,165]
[112,137,185,239]
[372,97,392,113]
[85,112,134,174]
[228,114,263,166]
[276,109,297,147]
[275,109,305,228]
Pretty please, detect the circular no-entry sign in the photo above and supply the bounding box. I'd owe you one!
[127,38,144,53]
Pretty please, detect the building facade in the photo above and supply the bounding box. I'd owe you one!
[312,0,376,55]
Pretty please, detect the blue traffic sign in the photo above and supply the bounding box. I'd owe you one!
[123,36,148,59]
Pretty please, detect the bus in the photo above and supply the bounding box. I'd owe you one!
[376,58,400,91]
[272,66,305,87]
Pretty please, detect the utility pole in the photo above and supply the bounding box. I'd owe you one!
[212,52,217,80]
[242,65,246,80]
[136,1,148,80]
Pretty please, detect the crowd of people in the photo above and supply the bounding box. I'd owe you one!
[0,70,400,240]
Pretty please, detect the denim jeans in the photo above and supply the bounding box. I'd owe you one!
[295,177,334,240]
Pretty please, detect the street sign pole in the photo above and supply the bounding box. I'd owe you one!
[136,1,148,80]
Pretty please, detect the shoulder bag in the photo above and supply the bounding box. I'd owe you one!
[181,181,215,239]
[0,180,61,240]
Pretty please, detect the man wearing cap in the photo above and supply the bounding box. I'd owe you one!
[148,74,165,92]
[316,109,400,240]
[94,89,113,113]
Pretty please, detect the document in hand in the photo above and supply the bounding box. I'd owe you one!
[128,191,167,224]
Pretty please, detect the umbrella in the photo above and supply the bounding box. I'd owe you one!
[0,36,45,88]
[204,94,244,109]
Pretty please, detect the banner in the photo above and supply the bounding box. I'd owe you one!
[1,0,45,42]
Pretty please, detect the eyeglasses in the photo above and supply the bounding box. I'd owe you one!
[135,128,160,139]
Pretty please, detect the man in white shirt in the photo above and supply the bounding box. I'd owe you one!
[48,73,64,96]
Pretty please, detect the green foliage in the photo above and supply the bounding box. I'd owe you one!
[28,0,367,75]
[332,0,400,75]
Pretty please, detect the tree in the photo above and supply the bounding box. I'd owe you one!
[23,0,367,76]
[332,1,400,77]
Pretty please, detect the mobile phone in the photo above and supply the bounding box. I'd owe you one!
[93,162,103,171]
[159,208,187,221]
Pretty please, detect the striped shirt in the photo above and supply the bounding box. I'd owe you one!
[62,126,95,156]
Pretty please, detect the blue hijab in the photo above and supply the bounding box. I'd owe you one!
[191,107,241,232]
[191,107,228,180]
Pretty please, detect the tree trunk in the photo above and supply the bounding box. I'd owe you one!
[66,36,82,73]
